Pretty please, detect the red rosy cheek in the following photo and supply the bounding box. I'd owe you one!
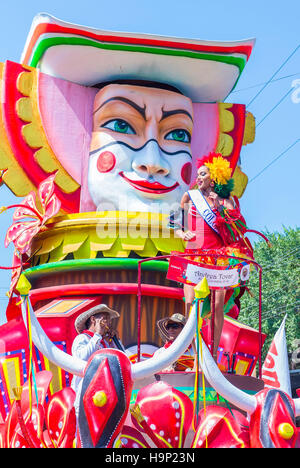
[181,162,192,185]
[97,151,116,173]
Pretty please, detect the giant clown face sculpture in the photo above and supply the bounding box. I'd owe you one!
[88,84,193,213]
[0,14,256,219]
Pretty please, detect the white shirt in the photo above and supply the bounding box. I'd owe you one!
[71,331,120,413]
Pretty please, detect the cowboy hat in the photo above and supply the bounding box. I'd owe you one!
[74,303,120,334]
[21,13,255,102]
[157,313,186,342]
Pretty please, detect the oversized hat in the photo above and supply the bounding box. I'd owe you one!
[74,303,120,334]
[157,313,186,342]
[21,13,255,102]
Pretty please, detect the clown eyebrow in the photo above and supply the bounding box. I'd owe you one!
[93,96,146,119]
[160,108,193,123]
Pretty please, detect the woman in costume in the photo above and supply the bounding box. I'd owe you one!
[173,152,253,360]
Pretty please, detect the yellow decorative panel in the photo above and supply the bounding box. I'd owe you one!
[31,212,184,264]
[16,68,80,194]
[231,166,249,198]
[2,358,21,402]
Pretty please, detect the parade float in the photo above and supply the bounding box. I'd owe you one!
[0,13,298,448]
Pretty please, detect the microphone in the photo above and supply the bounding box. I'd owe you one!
[112,335,126,352]
[103,324,125,352]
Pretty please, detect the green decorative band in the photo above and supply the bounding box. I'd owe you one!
[24,257,169,280]
[29,36,246,75]
[130,386,257,405]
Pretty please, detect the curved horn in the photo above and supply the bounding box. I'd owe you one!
[21,289,300,418]
[131,301,198,380]
[199,333,257,414]
[22,294,197,381]
[22,298,86,377]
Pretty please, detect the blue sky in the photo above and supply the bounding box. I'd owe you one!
[0,0,299,315]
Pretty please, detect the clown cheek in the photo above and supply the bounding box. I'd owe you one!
[97,151,116,173]
[181,162,192,185]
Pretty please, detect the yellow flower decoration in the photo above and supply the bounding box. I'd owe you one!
[205,156,232,185]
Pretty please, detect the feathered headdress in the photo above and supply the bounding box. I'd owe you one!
[196,152,234,198]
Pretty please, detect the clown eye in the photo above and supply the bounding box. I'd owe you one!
[165,129,191,143]
[102,119,135,134]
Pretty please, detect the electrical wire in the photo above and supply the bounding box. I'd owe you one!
[241,299,299,319]
[239,248,299,314]
[248,138,300,183]
[258,247,300,270]
[247,44,300,108]
[262,260,300,273]
[256,87,294,128]
[231,72,300,94]
[259,244,300,260]
[248,303,300,321]
[242,285,298,310]
[245,245,300,271]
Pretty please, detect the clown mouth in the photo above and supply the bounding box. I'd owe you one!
[119,172,179,194]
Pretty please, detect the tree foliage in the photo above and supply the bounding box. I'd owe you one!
[239,227,300,366]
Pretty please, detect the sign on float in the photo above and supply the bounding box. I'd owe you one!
[167,255,250,289]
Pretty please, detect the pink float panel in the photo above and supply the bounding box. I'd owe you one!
[38,72,97,186]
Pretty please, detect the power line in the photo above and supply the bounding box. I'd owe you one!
[257,305,299,322]
[262,302,299,316]
[231,72,300,94]
[259,247,300,270]
[248,138,300,183]
[247,44,300,108]
[242,283,297,309]
[241,296,299,317]
[262,302,300,314]
[239,253,300,313]
[256,87,294,128]
[262,258,300,272]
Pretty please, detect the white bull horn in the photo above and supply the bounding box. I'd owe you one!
[22,292,300,418]
[199,334,257,414]
[21,293,198,381]
[21,298,86,377]
[131,300,197,380]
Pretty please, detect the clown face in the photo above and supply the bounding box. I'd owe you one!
[88,84,193,213]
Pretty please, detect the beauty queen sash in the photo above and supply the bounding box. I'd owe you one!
[188,190,219,235]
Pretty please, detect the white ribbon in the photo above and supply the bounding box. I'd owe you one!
[188,189,219,234]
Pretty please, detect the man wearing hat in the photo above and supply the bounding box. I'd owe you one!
[71,304,123,416]
[155,313,195,372]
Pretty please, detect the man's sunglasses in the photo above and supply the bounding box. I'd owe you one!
[166,322,183,330]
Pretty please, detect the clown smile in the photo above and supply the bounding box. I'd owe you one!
[119,171,179,194]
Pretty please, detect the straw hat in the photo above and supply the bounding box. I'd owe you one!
[157,313,186,342]
[21,14,255,103]
[74,304,119,334]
